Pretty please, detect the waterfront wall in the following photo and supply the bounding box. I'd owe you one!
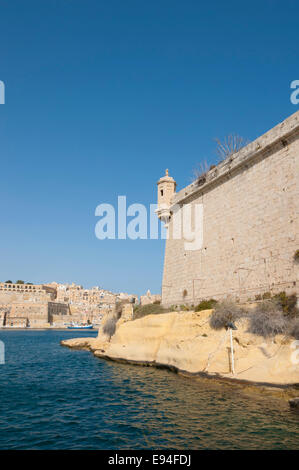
[161,111,299,305]
[0,282,56,299]
[1,295,70,327]
[9,302,49,327]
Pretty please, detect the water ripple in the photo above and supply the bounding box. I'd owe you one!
[0,330,298,449]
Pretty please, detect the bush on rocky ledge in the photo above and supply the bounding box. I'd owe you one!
[272,291,298,317]
[208,294,298,339]
[103,312,119,340]
[209,301,245,330]
[195,299,218,312]
[133,303,171,320]
[247,300,288,337]
[288,317,299,340]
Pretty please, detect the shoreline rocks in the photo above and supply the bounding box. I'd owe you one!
[61,310,299,397]
[289,398,299,409]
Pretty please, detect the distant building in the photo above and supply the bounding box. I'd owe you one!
[0,282,56,299]
[117,292,139,304]
[140,290,161,306]
[0,281,138,327]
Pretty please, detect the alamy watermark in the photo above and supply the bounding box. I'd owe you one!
[0,341,5,364]
[0,81,5,104]
[290,80,299,105]
[95,196,203,251]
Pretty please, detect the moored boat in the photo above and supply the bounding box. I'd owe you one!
[67,322,93,330]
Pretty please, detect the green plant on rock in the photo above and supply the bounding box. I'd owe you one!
[195,299,217,312]
[169,305,179,311]
[272,291,298,317]
[262,292,271,300]
[179,304,190,311]
[133,303,170,320]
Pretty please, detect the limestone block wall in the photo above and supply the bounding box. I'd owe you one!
[48,302,70,319]
[5,317,28,327]
[50,314,73,326]
[120,303,134,322]
[140,291,162,305]
[9,302,49,327]
[0,312,6,327]
[48,303,70,325]
[0,283,56,300]
[161,111,299,306]
[0,290,53,304]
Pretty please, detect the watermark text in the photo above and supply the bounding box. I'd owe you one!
[95,196,203,251]
[290,80,299,105]
[0,81,5,104]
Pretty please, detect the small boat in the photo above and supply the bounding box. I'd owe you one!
[67,322,93,330]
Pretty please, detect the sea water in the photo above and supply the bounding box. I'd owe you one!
[0,330,298,449]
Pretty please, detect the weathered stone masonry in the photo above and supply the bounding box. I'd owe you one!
[157,111,299,306]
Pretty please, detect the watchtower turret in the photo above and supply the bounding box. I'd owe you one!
[156,169,176,226]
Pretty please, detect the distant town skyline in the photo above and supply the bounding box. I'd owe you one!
[0,279,129,293]
[0,1,298,295]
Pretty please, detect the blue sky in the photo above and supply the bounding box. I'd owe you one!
[0,0,298,295]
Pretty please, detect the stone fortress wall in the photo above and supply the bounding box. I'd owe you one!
[0,282,56,300]
[158,111,299,306]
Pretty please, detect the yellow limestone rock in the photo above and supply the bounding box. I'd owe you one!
[62,310,299,386]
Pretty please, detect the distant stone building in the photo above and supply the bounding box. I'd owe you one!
[140,290,161,306]
[156,111,299,306]
[51,282,117,306]
[5,301,70,328]
[0,283,69,327]
[0,282,56,299]
[117,292,139,304]
[0,281,138,327]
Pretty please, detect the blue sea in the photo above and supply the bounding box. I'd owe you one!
[0,330,298,449]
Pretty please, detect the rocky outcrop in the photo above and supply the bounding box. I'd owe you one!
[61,310,299,390]
[289,398,299,409]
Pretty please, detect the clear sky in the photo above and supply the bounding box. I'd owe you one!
[0,0,298,295]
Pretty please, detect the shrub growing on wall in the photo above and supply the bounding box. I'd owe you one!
[215,134,249,162]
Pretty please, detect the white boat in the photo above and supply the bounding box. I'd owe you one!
[67,322,93,330]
